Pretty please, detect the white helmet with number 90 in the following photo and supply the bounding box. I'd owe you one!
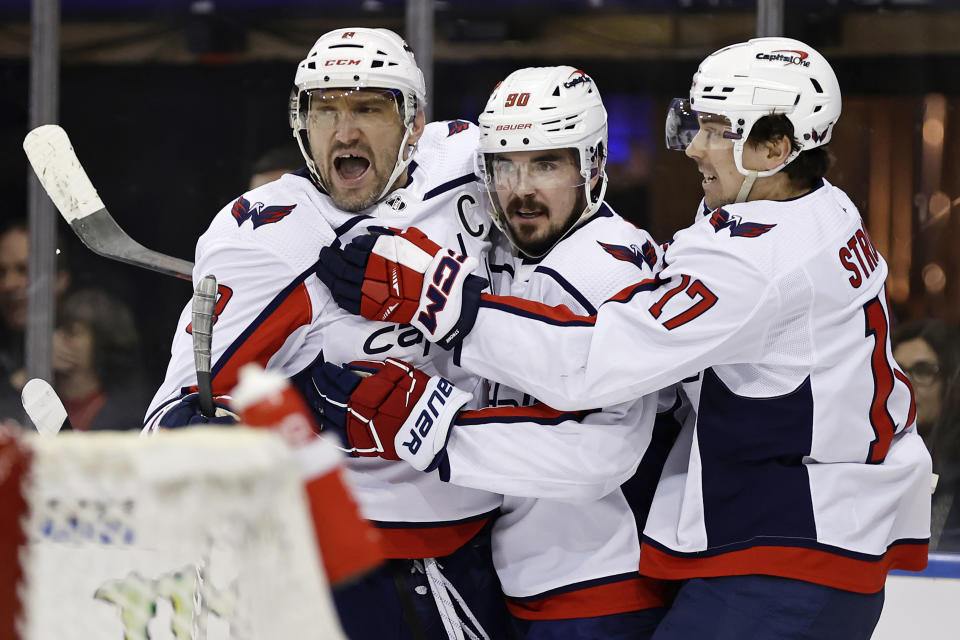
[478,66,608,256]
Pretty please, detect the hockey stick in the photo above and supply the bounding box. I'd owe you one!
[21,378,72,435]
[22,125,194,281]
[191,274,218,418]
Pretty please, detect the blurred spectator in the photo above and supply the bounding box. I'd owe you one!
[893,318,960,550]
[893,319,959,458]
[53,288,149,431]
[0,219,71,425]
[247,143,304,189]
[934,373,960,551]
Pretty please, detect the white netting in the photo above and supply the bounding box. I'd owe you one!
[15,428,346,640]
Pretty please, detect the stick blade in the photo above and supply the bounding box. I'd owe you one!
[23,125,105,224]
[21,378,67,435]
[24,125,195,281]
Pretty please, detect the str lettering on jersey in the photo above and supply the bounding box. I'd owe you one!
[838,223,880,288]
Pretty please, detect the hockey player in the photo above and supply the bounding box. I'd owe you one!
[310,66,678,639]
[144,28,505,640]
[314,38,932,639]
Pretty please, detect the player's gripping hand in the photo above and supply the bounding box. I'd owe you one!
[156,392,239,428]
[316,227,488,348]
[303,357,471,471]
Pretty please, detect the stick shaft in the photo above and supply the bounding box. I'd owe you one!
[192,274,218,418]
[71,210,194,280]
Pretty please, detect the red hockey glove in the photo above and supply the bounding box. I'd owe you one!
[317,227,487,348]
[307,358,471,471]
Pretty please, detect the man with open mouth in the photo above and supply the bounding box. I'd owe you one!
[304,84,420,213]
[145,27,505,640]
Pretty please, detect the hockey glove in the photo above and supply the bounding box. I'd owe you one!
[316,227,487,349]
[156,392,239,428]
[303,358,471,471]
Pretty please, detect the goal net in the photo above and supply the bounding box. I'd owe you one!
[0,427,347,640]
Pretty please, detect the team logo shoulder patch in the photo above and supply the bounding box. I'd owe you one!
[231,196,297,229]
[708,208,776,238]
[447,120,470,136]
[598,240,657,270]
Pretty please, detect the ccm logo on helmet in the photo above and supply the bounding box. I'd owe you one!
[401,377,455,454]
[756,50,810,67]
[496,123,532,131]
[325,59,361,66]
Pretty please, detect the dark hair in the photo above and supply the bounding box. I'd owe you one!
[0,218,27,238]
[1,217,71,273]
[893,318,960,384]
[747,114,832,190]
[58,288,142,391]
[893,318,960,472]
[251,144,304,176]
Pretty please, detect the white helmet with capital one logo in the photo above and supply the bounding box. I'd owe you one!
[290,28,426,202]
[666,37,841,190]
[477,66,608,255]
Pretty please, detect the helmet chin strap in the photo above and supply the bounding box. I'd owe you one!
[731,139,797,204]
[375,124,416,203]
[735,171,758,203]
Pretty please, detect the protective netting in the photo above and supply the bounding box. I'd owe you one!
[12,427,346,640]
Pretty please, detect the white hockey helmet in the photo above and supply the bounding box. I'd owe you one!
[477,66,608,256]
[666,37,840,188]
[290,28,427,202]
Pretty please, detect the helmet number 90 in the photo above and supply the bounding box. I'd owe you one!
[504,92,531,108]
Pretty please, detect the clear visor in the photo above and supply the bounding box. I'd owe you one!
[665,98,743,150]
[480,148,591,246]
[301,87,403,131]
[482,149,587,195]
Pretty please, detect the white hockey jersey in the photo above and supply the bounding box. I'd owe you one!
[146,121,502,558]
[456,179,931,592]
[440,206,672,619]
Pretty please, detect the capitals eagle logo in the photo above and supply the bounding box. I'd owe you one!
[231,197,297,228]
[447,120,470,136]
[708,208,776,238]
[598,240,658,270]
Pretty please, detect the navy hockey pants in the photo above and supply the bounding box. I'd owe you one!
[650,575,884,640]
[332,526,507,640]
[509,608,667,640]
